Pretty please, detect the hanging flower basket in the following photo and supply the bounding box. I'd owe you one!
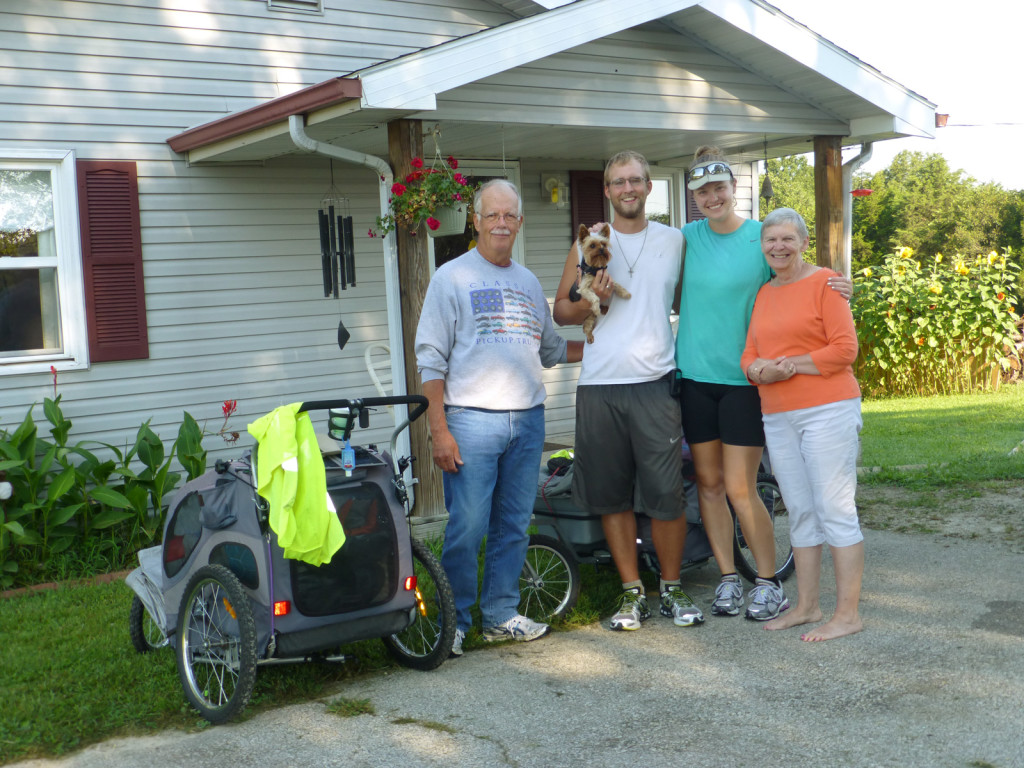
[371,155,478,238]
[427,204,468,238]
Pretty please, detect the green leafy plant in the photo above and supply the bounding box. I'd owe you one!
[852,246,1022,397]
[0,397,240,589]
[372,155,477,237]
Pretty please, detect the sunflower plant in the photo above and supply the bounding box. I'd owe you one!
[371,155,477,237]
[852,246,1022,396]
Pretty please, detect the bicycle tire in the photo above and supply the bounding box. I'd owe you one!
[383,538,457,670]
[129,595,167,653]
[519,534,580,621]
[175,564,258,724]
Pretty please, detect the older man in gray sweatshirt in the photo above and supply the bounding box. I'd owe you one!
[415,179,582,658]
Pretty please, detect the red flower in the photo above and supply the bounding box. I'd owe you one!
[426,217,440,231]
[446,156,458,170]
[391,182,407,196]
[997,292,1006,301]
[454,173,467,185]
[367,228,376,238]
[50,365,58,397]
[222,399,238,418]
[406,170,424,183]
[410,157,423,169]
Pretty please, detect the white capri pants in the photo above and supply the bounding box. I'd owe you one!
[762,397,863,549]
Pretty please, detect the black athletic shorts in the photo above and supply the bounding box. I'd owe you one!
[679,378,765,447]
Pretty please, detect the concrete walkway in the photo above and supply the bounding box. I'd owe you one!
[10,526,1024,768]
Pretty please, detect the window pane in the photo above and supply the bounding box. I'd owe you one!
[647,179,672,226]
[0,268,62,355]
[0,170,55,257]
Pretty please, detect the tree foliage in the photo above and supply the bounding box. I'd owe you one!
[759,150,1024,297]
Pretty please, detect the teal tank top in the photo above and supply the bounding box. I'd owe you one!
[675,218,770,385]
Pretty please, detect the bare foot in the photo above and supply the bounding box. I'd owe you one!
[764,608,823,631]
[801,617,863,642]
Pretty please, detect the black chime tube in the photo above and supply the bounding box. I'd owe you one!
[342,215,355,288]
[328,205,339,297]
[318,209,331,298]
[336,214,346,293]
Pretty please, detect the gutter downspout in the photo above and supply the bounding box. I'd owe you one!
[841,143,873,278]
[288,115,414,497]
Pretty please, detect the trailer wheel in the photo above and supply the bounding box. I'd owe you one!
[175,565,257,724]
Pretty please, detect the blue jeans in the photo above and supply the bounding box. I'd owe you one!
[441,405,545,631]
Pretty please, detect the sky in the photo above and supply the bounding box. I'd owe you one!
[768,0,1024,190]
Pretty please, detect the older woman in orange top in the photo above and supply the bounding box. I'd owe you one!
[740,208,864,642]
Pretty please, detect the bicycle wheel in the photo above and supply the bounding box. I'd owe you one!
[383,538,456,671]
[176,565,258,724]
[129,595,168,653]
[519,534,580,621]
[732,473,795,583]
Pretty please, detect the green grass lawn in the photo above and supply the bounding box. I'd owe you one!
[859,383,1024,483]
[2,385,1021,763]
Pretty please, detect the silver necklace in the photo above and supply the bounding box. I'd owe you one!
[613,225,649,277]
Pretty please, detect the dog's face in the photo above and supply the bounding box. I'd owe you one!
[577,223,612,269]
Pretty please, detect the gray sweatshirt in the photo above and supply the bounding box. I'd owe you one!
[415,249,567,410]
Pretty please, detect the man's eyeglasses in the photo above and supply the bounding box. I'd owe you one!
[607,176,648,189]
[689,162,731,181]
[479,212,521,224]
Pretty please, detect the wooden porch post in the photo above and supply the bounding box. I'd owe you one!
[813,135,844,271]
[387,119,446,518]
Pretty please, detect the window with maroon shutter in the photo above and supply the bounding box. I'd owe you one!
[684,174,706,223]
[77,160,149,362]
[569,170,607,240]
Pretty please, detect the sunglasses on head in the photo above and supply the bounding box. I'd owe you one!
[690,162,731,180]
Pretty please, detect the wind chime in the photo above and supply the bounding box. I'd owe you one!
[317,161,355,297]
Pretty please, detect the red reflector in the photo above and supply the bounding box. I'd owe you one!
[404,575,417,592]
[273,601,291,616]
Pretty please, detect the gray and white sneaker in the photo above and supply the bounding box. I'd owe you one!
[450,628,465,658]
[745,579,790,621]
[482,614,549,642]
[660,585,705,627]
[609,588,651,631]
[711,575,744,616]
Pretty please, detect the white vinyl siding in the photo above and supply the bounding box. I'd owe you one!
[0,0,514,456]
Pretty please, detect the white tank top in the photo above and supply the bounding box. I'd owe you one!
[578,221,682,385]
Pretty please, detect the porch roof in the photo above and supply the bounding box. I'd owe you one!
[167,0,936,168]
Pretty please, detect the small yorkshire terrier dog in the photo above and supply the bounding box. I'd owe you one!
[576,223,631,343]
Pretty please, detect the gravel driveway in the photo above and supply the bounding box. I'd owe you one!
[9,524,1024,768]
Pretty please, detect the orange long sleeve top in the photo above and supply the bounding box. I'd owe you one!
[740,269,861,414]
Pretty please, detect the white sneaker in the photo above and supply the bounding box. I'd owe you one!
[482,614,549,642]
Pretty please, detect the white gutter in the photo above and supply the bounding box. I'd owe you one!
[841,143,873,278]
[288,115,414,498]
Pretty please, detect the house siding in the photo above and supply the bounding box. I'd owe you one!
[0,0,515,457]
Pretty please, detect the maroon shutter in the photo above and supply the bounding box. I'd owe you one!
[684,173,706,223]
[569,170,607,239]
[77,160,149,362]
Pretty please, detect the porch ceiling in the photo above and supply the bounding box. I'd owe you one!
[169,0,936,169]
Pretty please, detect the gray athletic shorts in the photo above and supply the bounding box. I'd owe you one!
[571,377,685,521]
